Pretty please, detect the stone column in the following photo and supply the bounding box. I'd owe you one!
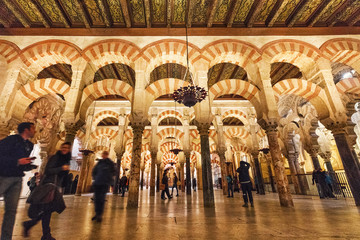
[185,151,192,195]
[330,124,360,206]
[287,153,302,195]
[197,123,215,208]
[265,154,277,193]
[127,123,145,209]
[150,151,156,196]
[264,123,294,207]
[252,151,265,195]
[64,122,79,144]
[75,150,93,196]
[180,163,185,192]
[309,147,321,170]
[113,151,124,194]
[197,166,203,190]
[140,167,145,190]
[218,149,228,195]
[156,163,160,192]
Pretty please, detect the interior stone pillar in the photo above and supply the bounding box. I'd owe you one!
[264,123,294,207]
[113,151,124,194]
[156,163,160,192]
[150,151,156,196]
[140,167,145,190]
[185,151,192,195]
[180,163,185,192]
[330,124,360,206]
[64,122,79,144]
[264,153,276,193]
[127,123,145,209]
[75,150,93,196]
[309,147,321,170]
[218,148,228,195]
[197,123,215,208]
[252,151,265,195]
[197,166,203,190]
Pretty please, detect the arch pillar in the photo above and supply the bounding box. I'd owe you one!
[184,151,192,195]
[252,151,265,195]
[156,163,161,192]
[180,163,185,192]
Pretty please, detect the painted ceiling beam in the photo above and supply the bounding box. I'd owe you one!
[326,0,352,27]
[120,0,131,27]
[0,16,10,28]
[268,0,290,27]
[227,0,242,27]
[144,0,151,28]
[187,0,195,27]
[207,0,219,28]
[3,0,30,28]
[96,0,111,27]
[75,0,91,28]
[348,8,360,26]
[288,0,311,27]
[29,0,51,28]
[307,0,332,27]
[53,0,71,28]
[247,0,267,28]
[166,0,171,27]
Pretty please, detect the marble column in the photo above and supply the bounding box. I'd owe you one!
[185,151,192,195]
[218,149,228,195]
[264,124,294,207]
[197,123,215,208]
[64,123,79,144]
[330,125,360,206]
[252,152,265,195]
[287,152,302,195]
[127,123,145,209]
[156,163,160,192]
[75,150,93,196]
[150,151,156,196]
[180,163,185,192]
[309,147,321,170]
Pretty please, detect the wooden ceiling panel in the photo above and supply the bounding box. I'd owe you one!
[316,0,345,23]
[36,0,66,25]
[0,1,23,27]
[212,0,232,24]
[150,0,167,25]
[255,0,277,23]
[59,0,86,25]
[128,0,146,26]
[171,0,186,25]
[93,63,136,87]
[107,0,125,24]
[191,0,211,26]
[296,0,322,23]
[208,63,247,88]
[150,63,190,84]
[84,0,106,26]
[233,0,254,24]
[276,0,301,23]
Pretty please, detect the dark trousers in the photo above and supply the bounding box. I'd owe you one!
[23,211,52,238]
[161,186,171,199]
[171,185,178,196]
[228,183,233,197]
[120,186,126,197]
[94,185,108,217]
[241,182,253,203]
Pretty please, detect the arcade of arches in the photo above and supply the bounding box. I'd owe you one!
[1,35,360,210]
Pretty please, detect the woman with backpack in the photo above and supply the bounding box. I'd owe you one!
[23,142,72,240]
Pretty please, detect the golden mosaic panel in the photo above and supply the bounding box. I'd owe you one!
[84,0,104,23]
[38,0,63,23]
[192,0,210,24]
[208,63,247,88]
[213,0,232,22]
[172,0,186,23]
[297,0,322,22]
[129,0,146,24]
[107,0,124,23]
[234,0,254,23]
[151,0,166,23]
[256,0,277,22]
[339,0,360,22]
[60,0,83,23]
[277,0,301,22]
[16,0,41,22]
[0,1,20,25]
[317,0,345,22]
[150,63,190,84]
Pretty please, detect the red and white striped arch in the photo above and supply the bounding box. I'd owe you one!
[232,145,249,153]
[209,79,259,102]
[145,78,189,102]
[222,109,248,125]
[143,129,151,139]
[202,40,262,69]
[19,40,81,75]
[0,40,20,64]
[125,142,133,153]
[336,78,360,95]
[162,151,179,165]
[261,40,322,74]
[124,129,133,144]
[320,38,360,73]
[209,129,217,142]
[80,79,133,120]
[93,110,119,126]
[160,142,181,154]
[142,142,150,152]
[158,110,183,124]
[93,145,110,153]
[157,128,184,142]
[191,152,197,164]
[121,154,131,169]
[224,127,250,139]
[83,39,140,70]
[190,129,199,141]
[90,128,118,140]
[76,130,85,140]
[19,78,70,101]
[210,143,217,153]
[191,142,201,153]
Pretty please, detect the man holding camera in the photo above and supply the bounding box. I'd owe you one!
[0,122,36,240]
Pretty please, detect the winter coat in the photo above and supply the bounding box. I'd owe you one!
[119,176,128,187]
[92,158,116,186]
[236,161,251,183]
[0,134,34,177]
[173,175,178,186]
[43,151,71,187]
[162,173,169,187]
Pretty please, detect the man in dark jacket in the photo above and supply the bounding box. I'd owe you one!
[92,151,116,222]
[0,122,35,240]
[119,173,128,197]
[161,169,172,200]
[236,161,254,207]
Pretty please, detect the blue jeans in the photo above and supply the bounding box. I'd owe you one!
[0,176,22,240]
[228,183,233,197]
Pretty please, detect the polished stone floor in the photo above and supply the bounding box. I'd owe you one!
[1,189,360,240]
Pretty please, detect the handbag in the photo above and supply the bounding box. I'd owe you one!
[160,184,166,191]
[177,181,181,186]
[27,175,58,205]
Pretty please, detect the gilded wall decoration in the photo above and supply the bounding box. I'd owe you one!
[151,0,166,23]
[297,0,322,22]
[317,0,345,22]
[107,0,125,23]
[84,0,104,24]
[38,0,63,23]
[256,0,277,22]
[270,62,303,86]
[37,64,73,85]
[60,0,84,23]
[277,0,301,22]
[192,0,210,24]
[129,0,146,24]
[208,63,247,88]
[234,0,254,23]
[150,63,190,84]
[93,63,136,87]
[172,0,186,23]
[339,0,360,22]
[213,0,231,23]
[16,0,42,22]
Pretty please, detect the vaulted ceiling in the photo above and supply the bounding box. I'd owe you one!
[0,0,359,35]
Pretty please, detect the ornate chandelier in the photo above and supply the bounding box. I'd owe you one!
[172,2,207,108]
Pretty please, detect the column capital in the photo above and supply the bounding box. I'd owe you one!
[323,121,346,135]
[131,122,146,135]
[195,121,210,136]
[184,151,191,159]
[151,151,157,159]
[251,151,259,159]
[258,118,278,134]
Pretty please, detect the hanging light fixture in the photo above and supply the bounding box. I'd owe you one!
[170,96,183,155]
[172,1,207,108]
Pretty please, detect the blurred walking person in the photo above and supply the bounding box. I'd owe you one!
[236,161,254,207]
[119,173,128,197]
[192,177,197,192]
[226,175,234,198]
[171,172,179,197]
[91,151,116,222]
[161,169,172,200]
